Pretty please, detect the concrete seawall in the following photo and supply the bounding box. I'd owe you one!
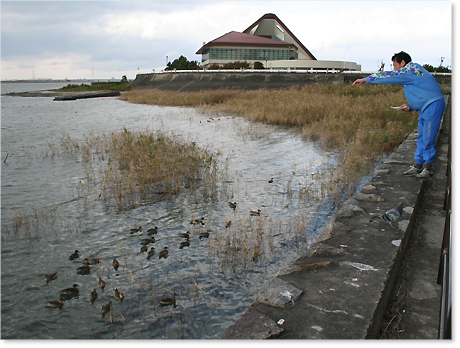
[132,72,451,92]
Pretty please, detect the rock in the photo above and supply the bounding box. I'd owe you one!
[354,192,384,202]
[316,221,351,242]
[306,243,346,257]
[256,277,302,308]
[336,202,365,217]
[220,307,284,339]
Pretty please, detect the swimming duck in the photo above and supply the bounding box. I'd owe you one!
[90,289,98,302]
[147,226,159,235]
[179,238,190,249]
[44,272,58,282]
[160,292,177,307]
[141,236,155,245]
[268,178,274,183]
[112,258,120,270]
[60,284,79,296]
[46,297,64,308]
[82,258,100,265]
[98,277,106,289]
[250,209,261,216]
[130,226,142,233]
[228,202,237,209]
[101,300,112,314]
[77,264,91,274]
[225,221,232,228]
[159,246,169,259]
[140,244,148,253]
[199,230,210,239]
[190,217,205,225]
[69,250,80,260]
[113,288,124,301]
[178,231,190,238]
[147,247,155,259]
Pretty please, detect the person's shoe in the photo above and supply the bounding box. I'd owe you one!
[402,165,422,176]
[416,168,433,180]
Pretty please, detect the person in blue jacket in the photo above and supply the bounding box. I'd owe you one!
[353,51,446,179]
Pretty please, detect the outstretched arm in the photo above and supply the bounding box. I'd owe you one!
[353,78,367,87]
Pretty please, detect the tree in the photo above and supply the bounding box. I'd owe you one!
[253,61,265,69]
[423,64,451,73]
[165,55,200,70]
[120,75,128,83]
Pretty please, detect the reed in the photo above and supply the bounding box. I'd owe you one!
[58,128,221,210]
[121,84,435,198]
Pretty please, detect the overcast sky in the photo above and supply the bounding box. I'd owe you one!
[0,0,453,80]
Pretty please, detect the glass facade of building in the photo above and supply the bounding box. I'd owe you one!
[202,47,298,62]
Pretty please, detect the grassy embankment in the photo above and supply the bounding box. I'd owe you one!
[59,81,133,92]
[120,84,450,194]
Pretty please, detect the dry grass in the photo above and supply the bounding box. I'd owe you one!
[72,128,222,210]
[42,128,221,211]
[121,84,420,196]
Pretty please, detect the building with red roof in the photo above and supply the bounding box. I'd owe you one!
[196,13,360,71]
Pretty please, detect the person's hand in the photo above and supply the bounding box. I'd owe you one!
[399,104,411,112]
[352,78,366,87]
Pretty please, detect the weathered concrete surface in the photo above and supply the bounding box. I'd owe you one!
[221,96,450,339]
[132,72,451,92]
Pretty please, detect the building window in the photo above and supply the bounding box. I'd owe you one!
[207,48,297,61]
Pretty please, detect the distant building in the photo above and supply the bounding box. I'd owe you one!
[196,13,360,71]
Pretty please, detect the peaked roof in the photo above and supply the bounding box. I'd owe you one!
[243,13,316,60]
[196,31,297,54]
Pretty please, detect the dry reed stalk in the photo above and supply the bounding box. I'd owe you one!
[55,128,221,211]
[120,84,420,195]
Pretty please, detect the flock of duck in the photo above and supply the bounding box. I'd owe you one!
[44,201,262,315]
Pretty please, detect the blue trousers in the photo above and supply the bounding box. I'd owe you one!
[415,98,446,165]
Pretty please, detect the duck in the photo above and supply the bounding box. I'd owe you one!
[199,230,210,240]
[44,272,58,282]
[98,276,106,289]
[112,258,120,270]
[46,297,64,308]
[178,231,190,238]
[77,264,91,274]
[69,250,80,260]
[140,244,148,253]
[190,217,205,225]
[159,246,169,259]
[147,247,155,259]
[179,238,190,249]
[90,289,98,302]
[101,300,112,314]
[113,288,124,301]
[60,284,79,296]
[250,209,261,216]
[82,257,100,265]
[228,202,237,209]
[160,292,177,307]
[141,236,155,245]
[130,226,142,233]
[225,221,232,228]
[147,226,159,235]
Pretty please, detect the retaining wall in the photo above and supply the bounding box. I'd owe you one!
[132,72,451,92]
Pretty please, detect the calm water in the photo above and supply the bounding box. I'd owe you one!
[1,82,341,339]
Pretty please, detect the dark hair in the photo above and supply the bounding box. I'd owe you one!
[392,51,412,64]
